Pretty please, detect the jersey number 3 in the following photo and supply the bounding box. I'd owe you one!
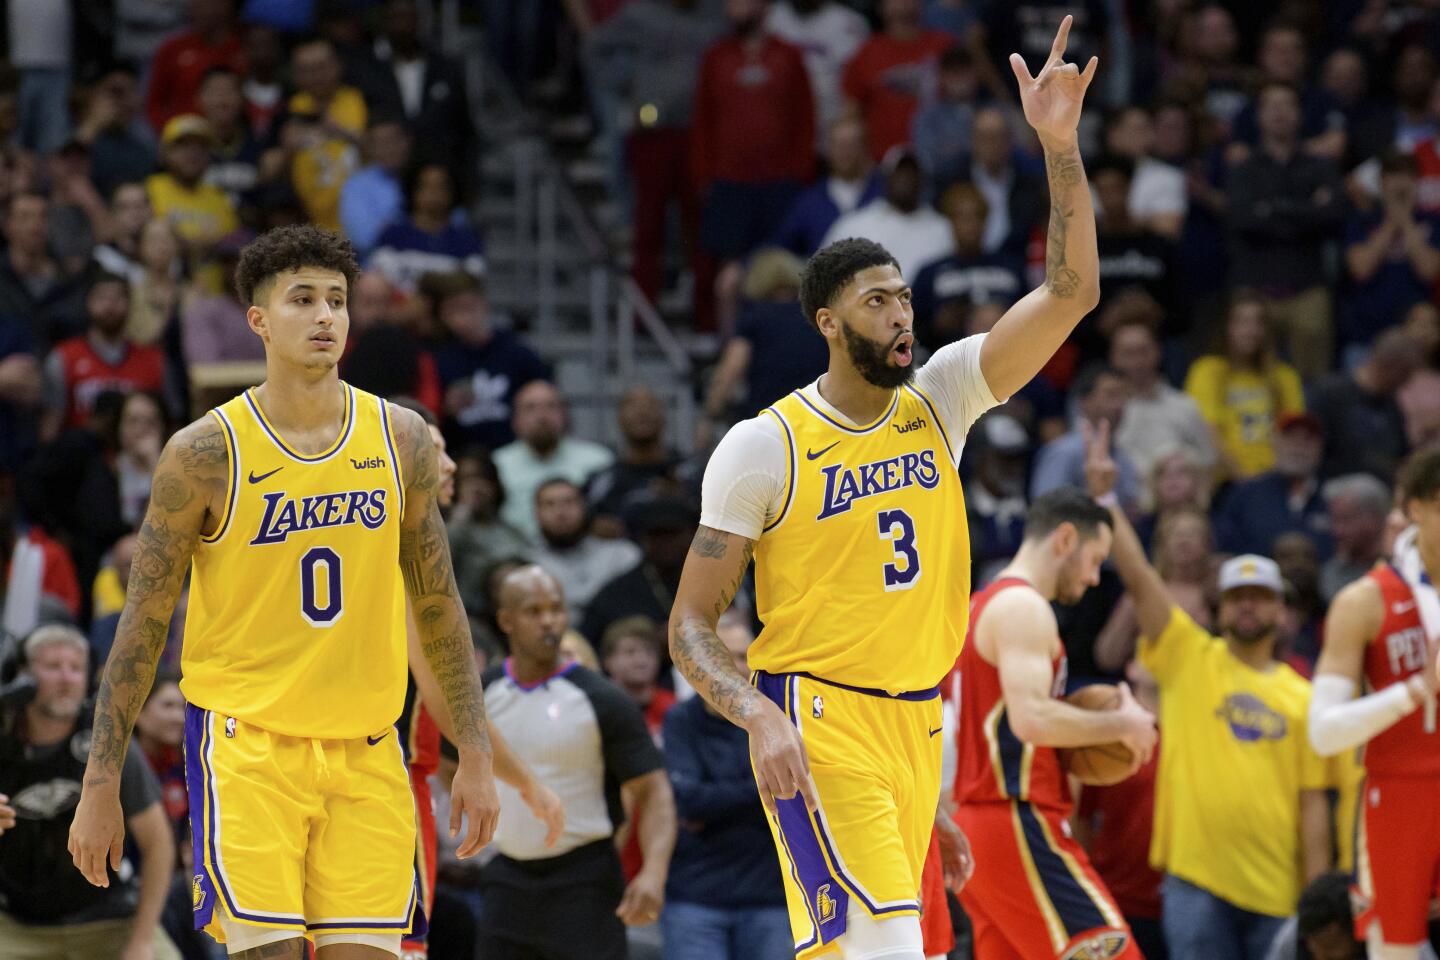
[877,509,921,591]
[300,546,344,625]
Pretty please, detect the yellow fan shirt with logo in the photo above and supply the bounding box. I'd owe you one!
[180,382,409,739]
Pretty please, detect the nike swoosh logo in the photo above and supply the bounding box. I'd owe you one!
[248,467,284,484]
[1394,601,1417,615]
[928,726,943,738]
[806,441,841,461]
[366,732,389,746]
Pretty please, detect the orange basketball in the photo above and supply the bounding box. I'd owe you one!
[1060,685,1137,787]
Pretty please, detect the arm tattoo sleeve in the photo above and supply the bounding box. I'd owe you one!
[395,408,491,753]
[670,529,762,727]
[1043,144,1085,299]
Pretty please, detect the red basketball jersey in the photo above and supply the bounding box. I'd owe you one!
[53,336,166,430]
[1362,565,1440,779]
[954,577,1071,814]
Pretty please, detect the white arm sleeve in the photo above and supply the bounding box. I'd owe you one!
[913,333,1002,467]
[698,416,787,542]
[1308,673,1422,756]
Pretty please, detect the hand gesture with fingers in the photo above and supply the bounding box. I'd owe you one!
[1010,16,1099,143]
[1081,419,1117,500]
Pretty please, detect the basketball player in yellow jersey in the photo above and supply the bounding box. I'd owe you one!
[670,18,1101,959]
[68,225,501,960]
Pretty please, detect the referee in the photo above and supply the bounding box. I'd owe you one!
[480,564,676,960]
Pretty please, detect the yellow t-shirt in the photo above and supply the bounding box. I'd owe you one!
[1327,746,1364,874]
[1183,356,1304,478]
[146,173,239,294]
[292,141,359,230]
[1139,607,1328,917]
[289,86,368,137]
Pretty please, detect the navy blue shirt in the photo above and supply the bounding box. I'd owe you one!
[0,313,35,471]
[769,174,883,257]
[1342,211,1440,345]
[433,328,551,450]
[1212,471,1334,560]
[911,251,1025,346]
[662,697,786,908]
[734,300,829,417]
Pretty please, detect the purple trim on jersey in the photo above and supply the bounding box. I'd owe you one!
[182,705,219,931]
[783,670,940,702]
[244,383,356,463]
[761,406,797,533]
[754,671,849,947]
[503,657,578,692]
[902,383,956,468]
[792,387,898,435]
[378,397,406,518]
[201,410,240,543]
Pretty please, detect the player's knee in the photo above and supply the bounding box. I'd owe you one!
[837,905,925,960]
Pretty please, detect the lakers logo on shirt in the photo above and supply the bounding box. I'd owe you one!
[1214,693,1287,742]
[249,489,389,545]
[816,449,941,519]
[1062,932,1129,960]
[192,874,206,910]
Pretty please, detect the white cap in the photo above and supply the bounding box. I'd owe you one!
[1218,554,1284,596]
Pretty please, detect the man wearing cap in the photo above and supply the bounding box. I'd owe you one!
[1086,428,1333,960]
[1214,411,1333,559]
[145,114,238,270]
[820,144,953,279]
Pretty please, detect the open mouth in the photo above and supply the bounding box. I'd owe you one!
[893,333,914,367]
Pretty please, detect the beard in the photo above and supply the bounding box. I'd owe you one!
[840,321,914,389]
[1226,618,1275,645]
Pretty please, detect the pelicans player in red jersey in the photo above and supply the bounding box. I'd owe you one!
[671,17,1101,959]
[1310,448,1440,960]
[954,487,1156,960]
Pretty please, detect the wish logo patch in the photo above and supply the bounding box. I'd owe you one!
[1215,693,1287,742]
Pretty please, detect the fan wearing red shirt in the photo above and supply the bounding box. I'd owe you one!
[841,0,954,161]
[691,0,816,266]
[42,273,166,437]
[145,0,246,133]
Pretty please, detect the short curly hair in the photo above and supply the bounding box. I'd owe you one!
[1400,446,1440,505]
[234,225,360,306]
[798,237,900,331]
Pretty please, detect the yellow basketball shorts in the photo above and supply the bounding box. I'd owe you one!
[752,671,943,959]
[182,705,424,944]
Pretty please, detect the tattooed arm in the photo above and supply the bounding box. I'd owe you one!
[978,16,1102,402]
[70,417,227,886]
[391,404,500,856]
[670,525,817,813]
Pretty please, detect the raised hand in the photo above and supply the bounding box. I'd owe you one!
[1009,16,1099,143]
[1081,419,1118,500]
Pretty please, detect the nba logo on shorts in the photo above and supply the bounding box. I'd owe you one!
[225,717,236,738]
[812,696,824,719]
[816,884,836,923]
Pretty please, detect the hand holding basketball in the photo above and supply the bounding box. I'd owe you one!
[1063,684,1156,786]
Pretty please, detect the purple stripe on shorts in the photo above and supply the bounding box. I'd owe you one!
[182,705,218,931]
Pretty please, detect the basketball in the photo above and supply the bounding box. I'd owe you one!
[1060,685,1137,787]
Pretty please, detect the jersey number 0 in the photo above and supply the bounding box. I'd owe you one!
[300,546,344,625]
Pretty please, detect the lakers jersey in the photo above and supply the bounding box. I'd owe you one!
[751,384,971,692]
[180,382,409,739]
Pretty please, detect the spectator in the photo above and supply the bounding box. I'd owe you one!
[0,309,40,473]
[691,0,814,273]
[769,115,881,257]
[144,0,244,133]
[764,0,868,143]
[339,117,412,256]
[370,163,485,292]
[1307,328,1416,483]
[1398,301,1440,449]
[1317,474,1390,603]
[1226,82,1344,380]
[481,565,676,960]
[702,249,824,440]
[284,38,366,230]
[912,183,1025,347]
[1103,104,1186,240]
[0,625,179,960]
[0,191,87,348]
[89,530,137,655]
[133,669,189,849]
[582,494,698,644]
[41,273,166,439]
[1092,155,1180,324]
[1109,309,1214,485]
[589,0,725,321]
[197,66,261,210]
[1378,43,1438,155]
[8,0,74,155]
[1098,458,1333,960]
[1341,150,1440,358]
[587,386,685,538]
[959,106,1048,256]
[92,181,152,283]
[449,447,534,614]
[600,616,676,738]
[533,478,643,621]
[841,0,953,161]
[1320,48,1387,170]
[429,272,550,452]
[660,611,790,960]
[964,412,1030,587]
[72,64,155,200]
[240,22,286,139]
[1164,5,1249,139]
[912,45,983,191]
[1213,412,1333,560]
[822,146,952,279]
[78,390,166,570]
[180,228,262,365]
[1031,365,1142,514]
[1260,872,1377,960]
[44,141,106,277]
[495,380,615,542]
[1184,292,1305,482]
[368,0,474,174]
[145,115,239,281]
[1229,24,1346,162]
[126,218,183,347]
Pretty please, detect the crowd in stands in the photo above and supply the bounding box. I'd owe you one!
[2,0,1440,959]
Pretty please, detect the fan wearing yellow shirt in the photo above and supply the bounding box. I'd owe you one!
[68,226,502,960]
[288,39,366,230]
[147,114,239,287]
[1084,423,1332,960]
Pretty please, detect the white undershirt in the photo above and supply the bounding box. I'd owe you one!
[700,334,1001,540]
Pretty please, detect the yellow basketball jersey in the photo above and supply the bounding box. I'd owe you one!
[750,384,971,692]
[180,382,408,739]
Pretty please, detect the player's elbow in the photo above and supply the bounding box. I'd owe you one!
[1005,706,1045,745]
